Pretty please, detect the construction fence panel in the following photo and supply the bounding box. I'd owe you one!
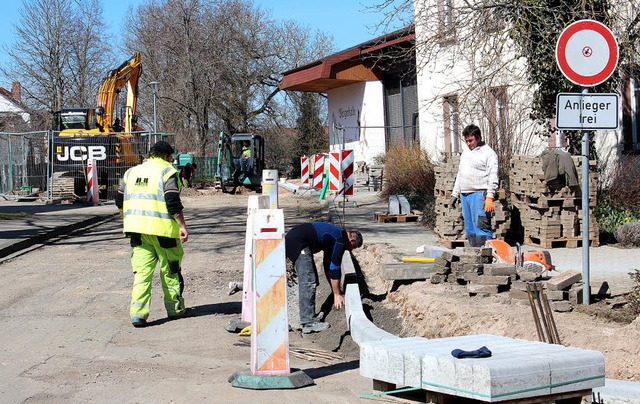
[0,131,49,197]
[192,156,217,183]
[49,131,153,201]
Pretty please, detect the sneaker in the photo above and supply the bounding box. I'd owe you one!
[302,321,330,334]
[168,308,191,320]
[131,317,147,328]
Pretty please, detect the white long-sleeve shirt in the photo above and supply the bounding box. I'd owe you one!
[452,142,499,199]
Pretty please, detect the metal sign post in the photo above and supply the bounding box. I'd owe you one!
[556,19,619,304]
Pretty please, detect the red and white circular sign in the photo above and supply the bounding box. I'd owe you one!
[556,19,618,87]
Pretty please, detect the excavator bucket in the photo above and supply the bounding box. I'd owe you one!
[485,239,516,264]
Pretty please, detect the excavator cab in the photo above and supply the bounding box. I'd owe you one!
[215,132,265,193]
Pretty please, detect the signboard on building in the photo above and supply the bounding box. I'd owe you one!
[556,93,619,130]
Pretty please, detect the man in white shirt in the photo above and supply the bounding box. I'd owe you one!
[450,124,499,247]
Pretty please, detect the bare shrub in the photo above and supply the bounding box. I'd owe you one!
[614,222,640,247]
[380,143,435,223]
[607,155,640,208]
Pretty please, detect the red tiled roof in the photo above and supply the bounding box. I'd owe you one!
[281,26,415,92]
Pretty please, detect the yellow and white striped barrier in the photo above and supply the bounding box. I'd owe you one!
[241,195,270,322]
[250,209,289,375]
[261,169,278,209]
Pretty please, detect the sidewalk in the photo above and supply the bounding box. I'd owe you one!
[0,199,117,260]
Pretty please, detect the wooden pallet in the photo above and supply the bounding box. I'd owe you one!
[374,212,421,223]
[439,238,466,249]
[525,236,599,248]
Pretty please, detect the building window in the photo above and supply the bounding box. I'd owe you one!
[487,86,508,149]
[443,95,459,155]
[438,0,456,43]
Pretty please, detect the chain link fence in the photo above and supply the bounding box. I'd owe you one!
[0,131,49,198]
[1,131,175,201]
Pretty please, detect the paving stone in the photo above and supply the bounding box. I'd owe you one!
[547,270,582,291]
[474,275,511,286]
[545,290,567,301]
[518,271,540,282]
[550,300,574,312]
[483,263,517,276]
[383,262,436,280]
[467,284,498,295]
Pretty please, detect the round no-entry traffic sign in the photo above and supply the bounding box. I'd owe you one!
[556,19,618,87]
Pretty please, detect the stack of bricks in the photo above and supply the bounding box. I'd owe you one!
[509,155,599,248]
[434,156,510,248]
[429,247,587,312]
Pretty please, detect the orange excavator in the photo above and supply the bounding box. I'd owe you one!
[485,239,555,274]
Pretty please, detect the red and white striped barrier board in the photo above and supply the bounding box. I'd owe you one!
[312,154,325,189]
[250,209,289,375]
[329,150,354,195]
[300,156,309,185]
[86,159,99,205]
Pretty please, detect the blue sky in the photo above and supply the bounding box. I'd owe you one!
[0,0,408,88]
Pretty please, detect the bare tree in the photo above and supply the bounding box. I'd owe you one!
[123,0,334,157]
[1,0,111,116]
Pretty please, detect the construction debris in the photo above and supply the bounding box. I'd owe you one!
[427,246,585,311]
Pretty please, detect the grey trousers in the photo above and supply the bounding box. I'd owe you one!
[294,248,319,325]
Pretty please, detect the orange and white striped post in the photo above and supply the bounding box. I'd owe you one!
[250,209,289,375]
[86,159,99,205]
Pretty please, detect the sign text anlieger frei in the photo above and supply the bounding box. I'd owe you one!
[556,93,619,130]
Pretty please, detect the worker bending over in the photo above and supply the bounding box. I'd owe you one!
[285,222,363,334]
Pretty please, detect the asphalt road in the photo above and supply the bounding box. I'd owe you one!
[0,192,376,403]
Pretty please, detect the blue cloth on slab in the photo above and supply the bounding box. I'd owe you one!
[451,346,492,358]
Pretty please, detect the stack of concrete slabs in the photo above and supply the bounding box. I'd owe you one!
[360,334,604,402]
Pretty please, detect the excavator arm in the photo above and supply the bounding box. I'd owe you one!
[96,52,142,133]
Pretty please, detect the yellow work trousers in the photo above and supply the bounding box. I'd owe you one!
[129,234,185,320]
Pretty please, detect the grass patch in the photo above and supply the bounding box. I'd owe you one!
[0,212,33,220]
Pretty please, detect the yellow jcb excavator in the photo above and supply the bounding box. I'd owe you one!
[51,53,144,199]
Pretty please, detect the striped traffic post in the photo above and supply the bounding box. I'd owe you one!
[342,150,355,196]
[300,156,309,185]
[312,153,325,189]
[241,195,270,322]
[250,209,288,375]
[86,159,99,205]
[261,169,278,209]
[329,150,354,195]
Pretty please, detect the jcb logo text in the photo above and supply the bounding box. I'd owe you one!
[56,145,107,162]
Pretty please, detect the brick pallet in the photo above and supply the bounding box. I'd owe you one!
[510,155,599,247]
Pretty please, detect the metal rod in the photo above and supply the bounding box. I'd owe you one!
[527,283,545,342]
[540,286,562,344]
[533,283,552,342]
[581,87,591,304]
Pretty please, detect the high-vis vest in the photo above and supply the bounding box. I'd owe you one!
[122,158,181,238]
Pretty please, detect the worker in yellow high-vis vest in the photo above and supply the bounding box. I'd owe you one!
[115,141,188,327]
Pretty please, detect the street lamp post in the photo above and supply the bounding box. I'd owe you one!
[150,81,159,134]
